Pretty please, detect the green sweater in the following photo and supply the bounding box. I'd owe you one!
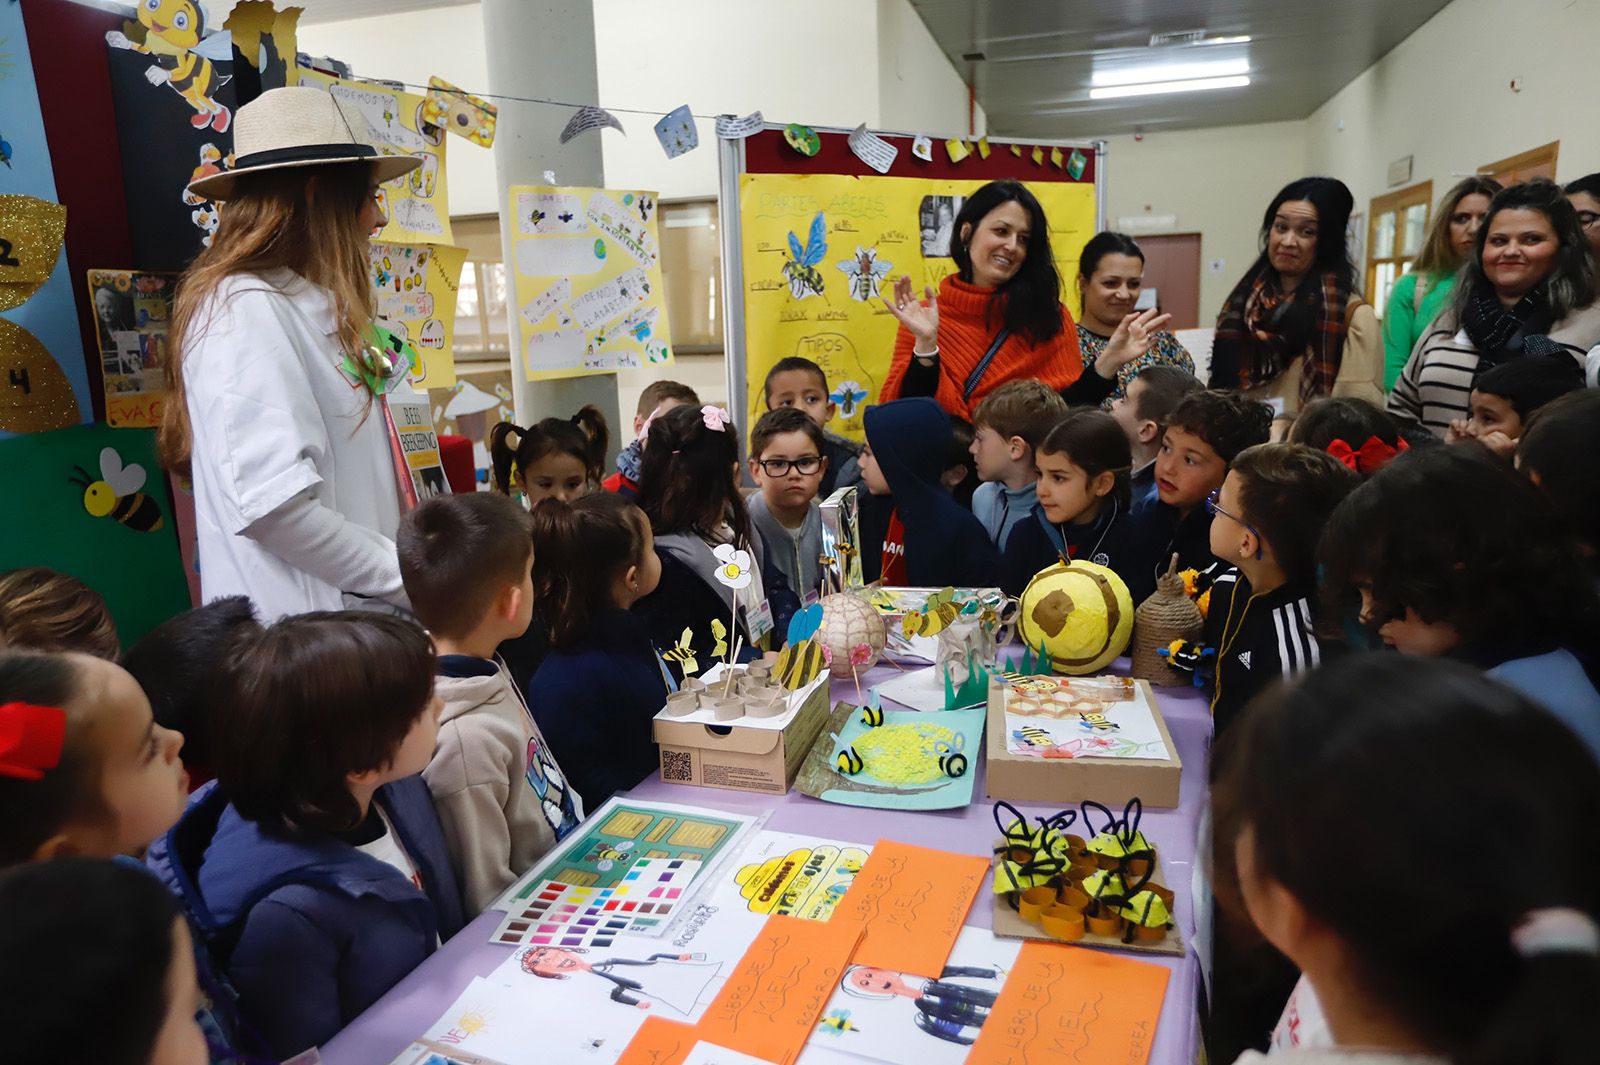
[1382,271,1457,391]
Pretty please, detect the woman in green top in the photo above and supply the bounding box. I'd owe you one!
[1075,231,1194,406]
[1382,176,1501,390]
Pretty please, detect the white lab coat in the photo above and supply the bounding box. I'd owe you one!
[183,269,408,620]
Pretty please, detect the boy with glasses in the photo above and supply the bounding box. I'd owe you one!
[747,407,828,602]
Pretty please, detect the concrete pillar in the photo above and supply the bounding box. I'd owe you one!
[482,0,621,458]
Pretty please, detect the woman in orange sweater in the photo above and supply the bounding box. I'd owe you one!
[882,180,1147,419]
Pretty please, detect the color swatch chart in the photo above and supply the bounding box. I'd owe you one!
[491,858,704,949]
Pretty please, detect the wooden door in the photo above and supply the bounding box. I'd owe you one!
[1135,233,1202,329]
[1480,141,1560,186]
[1366,181,1432,317]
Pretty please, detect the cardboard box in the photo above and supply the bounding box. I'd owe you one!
[652,675,833,795]
[984,677,1183,808]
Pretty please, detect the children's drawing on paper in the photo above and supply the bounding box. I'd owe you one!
[519,947,724,1016]
[809,927,1021,1064]
[829,379,869,420]
[783,212,828,300]
[106,0,232,132]
[1003,676,1172,760]
[837,246,893,302]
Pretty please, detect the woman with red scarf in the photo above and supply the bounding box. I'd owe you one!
[881,181,1156,419]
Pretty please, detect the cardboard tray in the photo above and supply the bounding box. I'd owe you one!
[988,846,1185,958]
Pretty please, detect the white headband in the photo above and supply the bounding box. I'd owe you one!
[1512,908,1600,958]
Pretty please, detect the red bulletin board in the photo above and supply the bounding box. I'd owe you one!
[742,127,1098,184]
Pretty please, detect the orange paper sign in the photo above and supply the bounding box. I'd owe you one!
[967,942,1170,1065]
[833,840,988,977]
[617,1016,698,1065]
[698,914,864,1065]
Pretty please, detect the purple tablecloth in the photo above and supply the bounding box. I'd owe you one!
[321,667,1214,1065]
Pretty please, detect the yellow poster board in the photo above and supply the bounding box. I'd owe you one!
[739,173,1096,440]
[507,184,675,381]
[296,68,452,246]
[369,242,467,391]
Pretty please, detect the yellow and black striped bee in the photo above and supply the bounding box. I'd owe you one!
[1012,725,1055,748]
[70,447,163,532]
[819,1010,860,1034]
[775,637,825,690]
[660,627,698,676]
[859,704,884,727]
[900,587,959,638]
[934,736,968,777]
[835,745,863,775]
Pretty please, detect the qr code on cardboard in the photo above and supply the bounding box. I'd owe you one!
[662,750,694,782]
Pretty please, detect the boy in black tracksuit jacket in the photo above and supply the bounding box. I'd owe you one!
[1201,443,1360,735]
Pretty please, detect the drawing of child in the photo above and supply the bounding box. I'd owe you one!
[520,946,722,1015]
[841,963,1005,1045]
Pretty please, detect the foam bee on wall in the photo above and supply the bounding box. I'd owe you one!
[70,447,164,533]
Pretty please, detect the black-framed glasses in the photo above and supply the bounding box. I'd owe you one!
[1205,489,1263,560]
[756,455,823,476]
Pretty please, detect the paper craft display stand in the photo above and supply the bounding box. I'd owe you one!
[990,854,1186,959]
[718,124,1105,444]
[488,797,758,945]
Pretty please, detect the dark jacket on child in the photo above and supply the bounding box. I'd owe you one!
[634,525,800,673]
[858,398,1000,587]
[1128,494,1217,592]
[821,430,863,500]
[999,496,1145,601]
[531,607,675,807]
[150,778,465,1060]
[1203,567,1329,736]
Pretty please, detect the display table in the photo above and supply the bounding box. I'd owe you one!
[321,665,1213,1065]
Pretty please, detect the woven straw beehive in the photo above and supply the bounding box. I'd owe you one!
[1130,555,1204,686]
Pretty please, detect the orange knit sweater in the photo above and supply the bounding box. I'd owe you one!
[881,275,1083,420]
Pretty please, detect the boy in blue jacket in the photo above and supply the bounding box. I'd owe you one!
[858,397,1001,587]
[151,613,464,1060]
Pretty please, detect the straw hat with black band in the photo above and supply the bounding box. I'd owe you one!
[188,85,421,201]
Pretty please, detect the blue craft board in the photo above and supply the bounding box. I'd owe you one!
[815,705,985,811]
[0,1,94,437]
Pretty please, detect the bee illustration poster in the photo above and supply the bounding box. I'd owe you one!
[0,423,190,646]
[296,68,452,246]
[507,184,676,381]
[88,270,179,429]
[105,24,237,272]
[738,173,1096,441]
[370,242,468,391]
[0,5,92,436]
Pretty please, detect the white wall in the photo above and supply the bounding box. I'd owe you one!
[877,0,981,137]
[1304,0,1600,214]
[1097,120,1307,317]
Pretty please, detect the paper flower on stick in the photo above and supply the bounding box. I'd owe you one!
[711,543,752,590]
[849,643,874,667]
[701,405,730,432]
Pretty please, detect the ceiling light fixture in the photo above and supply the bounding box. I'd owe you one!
[1089,74,1251,100]
[1092,58,1249,87]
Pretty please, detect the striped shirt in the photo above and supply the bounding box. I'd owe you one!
[1388,306,1600,438]
[1204,569,1327,735]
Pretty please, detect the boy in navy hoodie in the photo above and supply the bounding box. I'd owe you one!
[153,613,464,1060]
[1203,443,1359,734]
[858,397,1000,587]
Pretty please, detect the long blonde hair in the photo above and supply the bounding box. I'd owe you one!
[1412,176,1502,277]
[160,162,377,474]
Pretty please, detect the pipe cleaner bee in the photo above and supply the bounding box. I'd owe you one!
[935,735,967,778]
[70,447,163,533]
[859,704,884,727]
[835,745,863,775]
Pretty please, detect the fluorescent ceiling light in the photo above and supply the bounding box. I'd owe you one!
[1205,35,1253,45]
[1089,75,1251,100]
[1092,58,1249,87]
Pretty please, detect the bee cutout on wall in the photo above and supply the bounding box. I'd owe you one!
[106,0,233,133]
[70,447,164,533]
[837,246,893,302]
[782,211,828,300]
[829,380,869,420]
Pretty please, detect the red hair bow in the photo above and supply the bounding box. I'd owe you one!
[1326,435,1407,475]
[0,702,67,781]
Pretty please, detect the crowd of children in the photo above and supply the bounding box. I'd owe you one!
[3,309,1600,1065]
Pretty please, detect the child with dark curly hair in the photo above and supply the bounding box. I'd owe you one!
[1319,443,1600,758]
[1127,390,1274,587]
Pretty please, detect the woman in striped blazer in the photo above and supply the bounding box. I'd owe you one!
[1389,180,1600,438]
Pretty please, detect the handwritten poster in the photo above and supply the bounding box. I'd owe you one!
[370,242,467,390]
[738,172,1096,440]
[966,942,1170,1065]
[297,67,452,245]
[698,914,864,1065]
[87,270,178,430]
[833,841,988,978]
[507,184,675,380]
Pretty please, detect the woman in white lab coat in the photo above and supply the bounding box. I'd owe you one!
[159,87,422,619]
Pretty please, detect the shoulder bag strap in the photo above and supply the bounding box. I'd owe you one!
[962,328,1012,403]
